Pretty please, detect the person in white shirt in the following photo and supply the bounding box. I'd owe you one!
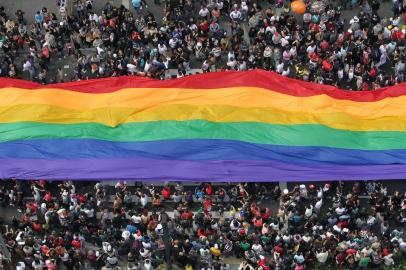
[139,248,151,258]
[84,207,94,218]
[367,215,377,227]
[306,44,316,54]
[384,253,394,266]
[316,249,329,264]
[32,259,44,269]
[281,66,290,77]
[59,252,69,263]
[88,12,99,23]
[33,186,42,202]
[16,262,25,270]
[304,205,313,219]
[230,220,240,230]
[106,254,118,267]
[227,51,235,62]
[144,259,153,270]
[227,57,237,70]
[220,264,230,270]
[251,242,264,254]
[140,193,148,207]
[335,205,346,215]
[144,59,151,73]
[122,230,131,241]
[361,246,373,256]
[158,43,167,55]
[199,6,210,19]
[270,221,279,231]
[240,2,248,20]
[142,240,152,249]
[276,61,284,74]
[238,60,247,71]
[230,9,242,22]
[281,36,290,47]
[314,198,323,214]
[131,214,141,224]
[398,238,406,252]
[290,46,297,58]
[168,37,178,49]
[317,187,323,199]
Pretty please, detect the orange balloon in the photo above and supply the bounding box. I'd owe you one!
[291,1,307,14]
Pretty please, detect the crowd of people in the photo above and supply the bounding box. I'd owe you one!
[1,1,406,269]
[0,180,404,269]
[0,0,405,89]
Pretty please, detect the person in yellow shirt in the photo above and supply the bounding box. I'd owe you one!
[210,244,221,259]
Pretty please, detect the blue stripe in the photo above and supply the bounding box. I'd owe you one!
[1,139,406,166]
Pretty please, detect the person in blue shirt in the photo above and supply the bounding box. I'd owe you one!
[132,0,146,15]
[34,11,43,28]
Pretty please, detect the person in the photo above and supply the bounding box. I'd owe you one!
[16,262,25,270]
[358,252,371,269]
[34,11,43,28]
[131,0,142,14]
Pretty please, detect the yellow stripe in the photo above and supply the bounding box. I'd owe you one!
[1,103,406,131]
[1,86,406,121]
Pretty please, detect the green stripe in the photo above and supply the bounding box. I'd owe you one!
[0,120,405,150]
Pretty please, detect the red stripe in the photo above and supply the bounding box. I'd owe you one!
[0,69,405,101]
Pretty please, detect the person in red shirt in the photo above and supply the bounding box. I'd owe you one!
[53,237,63,247]
[262,208,271,221]
[391,29,404,41]
[199,19,209,32]
[322,60,333,71]
[338,219,348,228]
[346,248,357,255]
[204,183,213,196]
[131,31,141,42]
[253,217,263,231]
[309,22,320,32]
[109,18,116,28]
[161,186,171,200]
[32,222,42,232]
[203,197,212,211]
[320,40,329,51]
[44,192,52,202]
[250,203,261,217]
[344,29,353,40]
[336,252,346,265]
[197,227,207,237]
[362,82,370,91]
[274,243,284,255]
[258,256,270,270]
[369,66,378,78]
[211,7,220,20]
[42,45,50,59]
[382,248,390,257]
[238,227,246,236]
[41,245,50,256]
[181,210,193,220]
[76,194,87,203]
[71,239,81,249]
[295,264,304,270]
[26,202,38,213]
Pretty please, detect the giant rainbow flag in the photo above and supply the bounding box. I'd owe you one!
[1,70,406,181]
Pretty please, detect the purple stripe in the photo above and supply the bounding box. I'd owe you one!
[0,158,405,181]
